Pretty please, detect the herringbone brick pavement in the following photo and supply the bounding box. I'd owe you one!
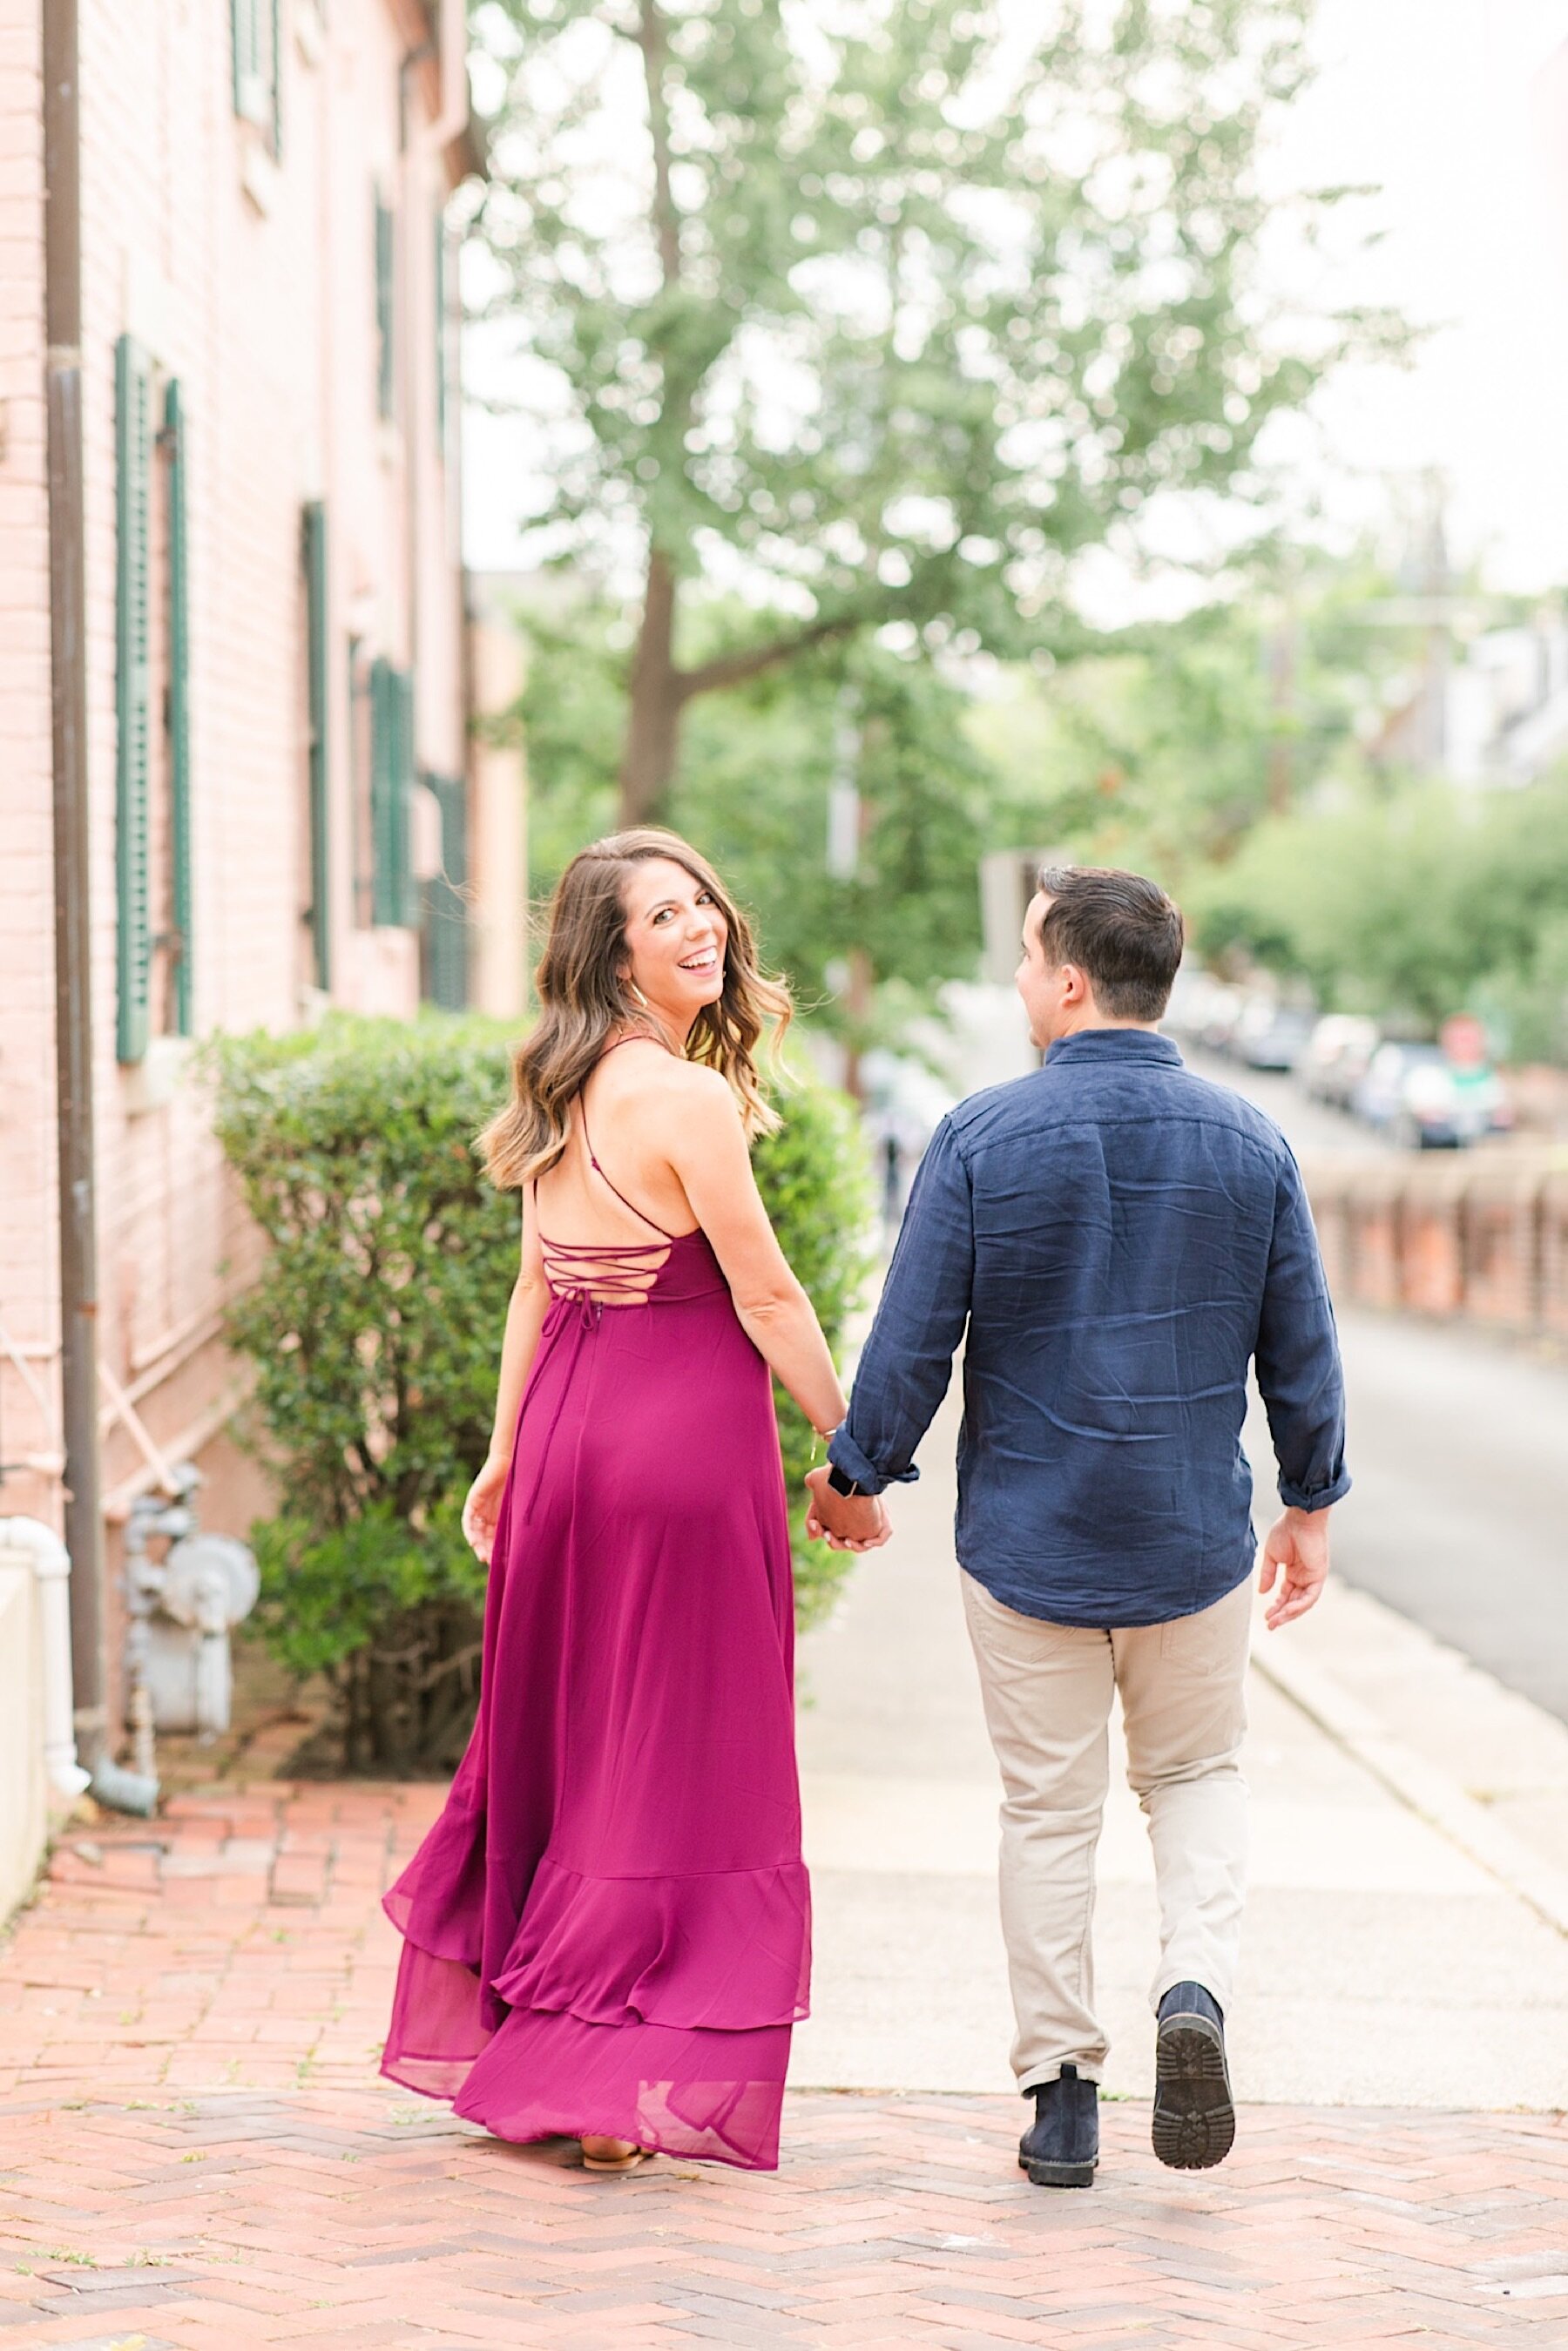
[4,2088,1568,2348]
[2,1786,1566,2348]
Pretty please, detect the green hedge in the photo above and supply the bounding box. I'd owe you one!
[210,1016,873,1769]
[749,1076,877,1627]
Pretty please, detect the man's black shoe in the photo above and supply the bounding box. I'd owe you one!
[1017,2064,1098,2188]
[1152,1982,1235,2171]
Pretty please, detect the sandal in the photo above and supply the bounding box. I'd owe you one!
[580,2137,648,2172]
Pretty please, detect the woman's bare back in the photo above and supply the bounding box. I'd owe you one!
[532,1037,703,1254]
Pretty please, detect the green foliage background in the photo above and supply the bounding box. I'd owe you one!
[210,1016,873,1763]
[510,543,1568,1064]
[474,0,1393,788]
[518,608,1010,1045]
[966,557,1423,880]
[1185,771,1568,1056]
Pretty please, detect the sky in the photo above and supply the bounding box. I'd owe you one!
[1270,0,1568,594]
[462,0,1568,601]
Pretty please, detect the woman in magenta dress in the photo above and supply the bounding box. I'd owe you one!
[380,829,862,2172]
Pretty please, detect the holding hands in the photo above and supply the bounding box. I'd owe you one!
[804,1464,891,1553]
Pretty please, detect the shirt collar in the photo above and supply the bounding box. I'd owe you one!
[1044,1027,1183,1069]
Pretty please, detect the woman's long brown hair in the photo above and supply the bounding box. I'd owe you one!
[479,829,793,1190]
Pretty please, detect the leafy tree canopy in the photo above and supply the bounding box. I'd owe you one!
[510,547,1441,1055]
[517,596,1010,1047]
[474,0,1394,818]
[966,551,1423,881]
[1186,770,1568,1056]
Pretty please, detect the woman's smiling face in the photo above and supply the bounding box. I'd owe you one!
[620,856,729,1031]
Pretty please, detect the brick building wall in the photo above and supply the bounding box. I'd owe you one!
[0,0,484,1746]
[0,0,62,1513]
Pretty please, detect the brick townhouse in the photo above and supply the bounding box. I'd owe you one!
[0,0,528,1860]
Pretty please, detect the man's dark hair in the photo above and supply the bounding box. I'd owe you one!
[1034,865,1185,1022]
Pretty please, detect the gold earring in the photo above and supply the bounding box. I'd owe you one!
[627,978,649,1009]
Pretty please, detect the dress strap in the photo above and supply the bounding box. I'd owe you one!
[580,1083,679,1244]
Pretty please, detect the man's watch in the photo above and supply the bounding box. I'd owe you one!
[827,1463,864,1499]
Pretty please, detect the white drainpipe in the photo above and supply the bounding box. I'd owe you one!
[0,1517,92,1799]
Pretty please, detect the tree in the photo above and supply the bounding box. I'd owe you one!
[476,0,1384,822]
[965,551,1419,882]
[517,596,1005,1051]
[1183,768,1568,1051]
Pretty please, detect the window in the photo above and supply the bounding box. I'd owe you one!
[115,337,193,1063]
[231,0,282,156]
[301,502,330,990]
[375,192,395,421]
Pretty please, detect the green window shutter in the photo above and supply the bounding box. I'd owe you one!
[368,659,414,927]
[347,640,366,925]
[115,335,154,1065]
[420,774,470,1010]
[233,0,280,150]
[302,501,330,988]
[232,0,261,121]
[393,669,416,926]
[231,0,248,113]
[375,194,395,421]
[270,0,283,158]
[368,657,393,924]
[163,379,193,1037]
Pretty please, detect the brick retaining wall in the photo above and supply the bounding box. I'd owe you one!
[1303,1152,1568,1338]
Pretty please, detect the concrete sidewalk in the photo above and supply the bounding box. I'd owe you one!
[794,1385,1568,2109]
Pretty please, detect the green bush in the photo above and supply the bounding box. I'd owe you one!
[750,1077,877,1628]
[210,1016,873,1768]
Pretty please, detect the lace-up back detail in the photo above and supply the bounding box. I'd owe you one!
[533,1044,691,1307]
[538,1226,671,1307]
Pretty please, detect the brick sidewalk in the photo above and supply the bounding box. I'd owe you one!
[3,1786,1568,2348]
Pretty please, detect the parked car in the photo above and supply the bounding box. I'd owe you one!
[1235,1003,1317,1072]
[1352,1042,1508,1149]
[1161,966,1222,1044]
[1300,1014,1381,1109]
[1196,984,1247,1057]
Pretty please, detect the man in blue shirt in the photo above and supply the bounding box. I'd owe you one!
[807,866,1348,2189]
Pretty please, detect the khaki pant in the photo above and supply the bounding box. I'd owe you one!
[961,1569,1252,2092]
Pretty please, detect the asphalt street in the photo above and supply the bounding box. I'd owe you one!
[1186,1046,1568,1726]
[1181,1042,1395,1156]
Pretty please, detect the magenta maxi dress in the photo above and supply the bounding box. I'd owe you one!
[380,1101,810,2171]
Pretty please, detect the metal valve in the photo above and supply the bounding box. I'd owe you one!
[123,1470,259,1774]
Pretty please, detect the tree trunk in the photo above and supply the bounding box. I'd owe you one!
[841,943,875,1103]
[618,547,684,828]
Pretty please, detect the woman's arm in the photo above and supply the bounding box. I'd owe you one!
[463,1189,552,1564]
[489,1187,553,1459]
[657,1069,848,1437]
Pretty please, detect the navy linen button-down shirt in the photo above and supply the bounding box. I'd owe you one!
[828,1027,1349,1627]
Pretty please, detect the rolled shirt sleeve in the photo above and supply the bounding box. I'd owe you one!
[1254,1151,1351,1513]
[828,1115,976,1497]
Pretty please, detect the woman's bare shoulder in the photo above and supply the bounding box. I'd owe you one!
[619,1052,736,1132]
